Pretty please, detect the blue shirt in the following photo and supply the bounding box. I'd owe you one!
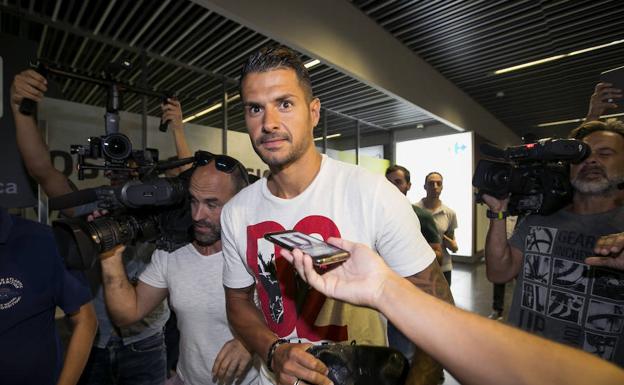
[0,208,92,385]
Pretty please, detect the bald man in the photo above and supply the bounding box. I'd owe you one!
[99,159,258,385]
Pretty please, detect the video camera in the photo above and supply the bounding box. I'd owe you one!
[472,138,590,216]
[50,153,214,271]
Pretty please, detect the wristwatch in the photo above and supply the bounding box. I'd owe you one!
[486,209,508,220]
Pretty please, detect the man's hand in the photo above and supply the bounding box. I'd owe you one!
[272,343,332,385]
[161,98,184,131]
[10,69,47,112]
[482,194,509,213]
[585,232,624,271]
[212,338,252,385]
[586,82,622,121]
[280,238,396,309]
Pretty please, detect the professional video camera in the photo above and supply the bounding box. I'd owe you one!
[472,138,590,216]
[50,153,213,271]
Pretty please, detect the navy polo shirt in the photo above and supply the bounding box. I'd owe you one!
[0,207,91,385]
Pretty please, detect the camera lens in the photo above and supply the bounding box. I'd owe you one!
[103,133,132,161]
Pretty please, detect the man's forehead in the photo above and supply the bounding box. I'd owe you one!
[388,170,406,180]
[241,68,305,99]
[584,130,624,148]
[190,166,231,192]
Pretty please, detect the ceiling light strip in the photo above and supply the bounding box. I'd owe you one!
[494,39,624,75]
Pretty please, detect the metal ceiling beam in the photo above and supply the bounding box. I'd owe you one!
[198,0,518,145]
[0,4,237,85]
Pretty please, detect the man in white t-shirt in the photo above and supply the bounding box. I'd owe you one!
[99,159,258,385]
[416,172,458,286]
[222,46,453,385]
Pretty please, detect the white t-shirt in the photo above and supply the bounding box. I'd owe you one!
[222,155,435,384]
[140,244,258,385]
[415,200,458,272]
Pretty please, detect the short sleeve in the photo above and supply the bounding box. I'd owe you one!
[373,178,435,277]
[139,249,169,289]
[51,235,91,314]
[509,215,530,251]
[448,209,458,233]
[221,200,255,289]
[417,210,442,244]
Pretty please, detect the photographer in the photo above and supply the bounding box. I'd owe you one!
[280,237,624,385]
[10,69,193,384]
[483,120,624,366]
[98,158,258,385]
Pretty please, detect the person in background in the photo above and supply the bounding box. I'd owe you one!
[9,69,192,385]
[483,120,624,366]
[416,172,458,285]
[99,158,257,385]
[0,206,97,385]
[385,164,443,362]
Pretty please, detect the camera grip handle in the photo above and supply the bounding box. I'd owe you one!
[159,91,177,132]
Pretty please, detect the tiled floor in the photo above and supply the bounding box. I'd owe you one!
[440,260,516,385]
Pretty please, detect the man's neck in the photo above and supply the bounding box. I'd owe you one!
[192,239,221,256]
[571,191,620,215]
[422,196,441,210]
[267,149,322,199]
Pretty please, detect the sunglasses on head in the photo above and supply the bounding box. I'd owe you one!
[194,151,249,183]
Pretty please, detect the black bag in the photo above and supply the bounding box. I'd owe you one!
[307,343,408,385]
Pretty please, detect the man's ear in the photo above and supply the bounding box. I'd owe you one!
[310,97,321,127]
[407,182,412,192]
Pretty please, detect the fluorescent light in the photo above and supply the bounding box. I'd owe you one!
[494,39,624,75]
[494,55,565,75]
[314,133,341,141]
[304,59,320,69]
[537,112,624,127]
[537,118,583,127]
[182,93,241,123]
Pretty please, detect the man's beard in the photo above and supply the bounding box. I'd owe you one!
[571,165,624,195]
[193,220,221,246]
[252,132,310,170]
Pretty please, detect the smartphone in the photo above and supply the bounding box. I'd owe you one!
[600,65,624,113]
[264,230,350,267]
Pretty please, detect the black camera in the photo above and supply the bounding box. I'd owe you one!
[70,133,159,180]
[472,138,590,216]
[51,171,193,271]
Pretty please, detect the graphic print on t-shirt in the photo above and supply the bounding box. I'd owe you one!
[257,250,284,323]
[0,277,23,310]
[516,225,624,364]
[245,215,348,343]
[525,226,557,254]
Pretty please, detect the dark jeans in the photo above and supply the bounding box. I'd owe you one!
[493,283,506,312]
[387,322,415,363]
[443,270,452,286]
[78,331,167,385]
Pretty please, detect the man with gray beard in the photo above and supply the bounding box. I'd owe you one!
[483,120,624,367]
[98,159,258,385]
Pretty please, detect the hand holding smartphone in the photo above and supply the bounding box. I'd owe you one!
[264,230,350,267]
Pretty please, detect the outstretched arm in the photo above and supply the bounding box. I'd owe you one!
[162,98,192,172]
[282,239,624,385]
[10,70,74,203]
[99,246,168,327]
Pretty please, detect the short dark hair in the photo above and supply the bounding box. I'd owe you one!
[229,163,250,194]
[239,46,314,101]
[425,171,443,184]
[385,165,411,183]
[568,119,624,141]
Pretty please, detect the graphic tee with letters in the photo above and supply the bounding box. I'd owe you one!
[222,155,435,383]
[508,206,624,366]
